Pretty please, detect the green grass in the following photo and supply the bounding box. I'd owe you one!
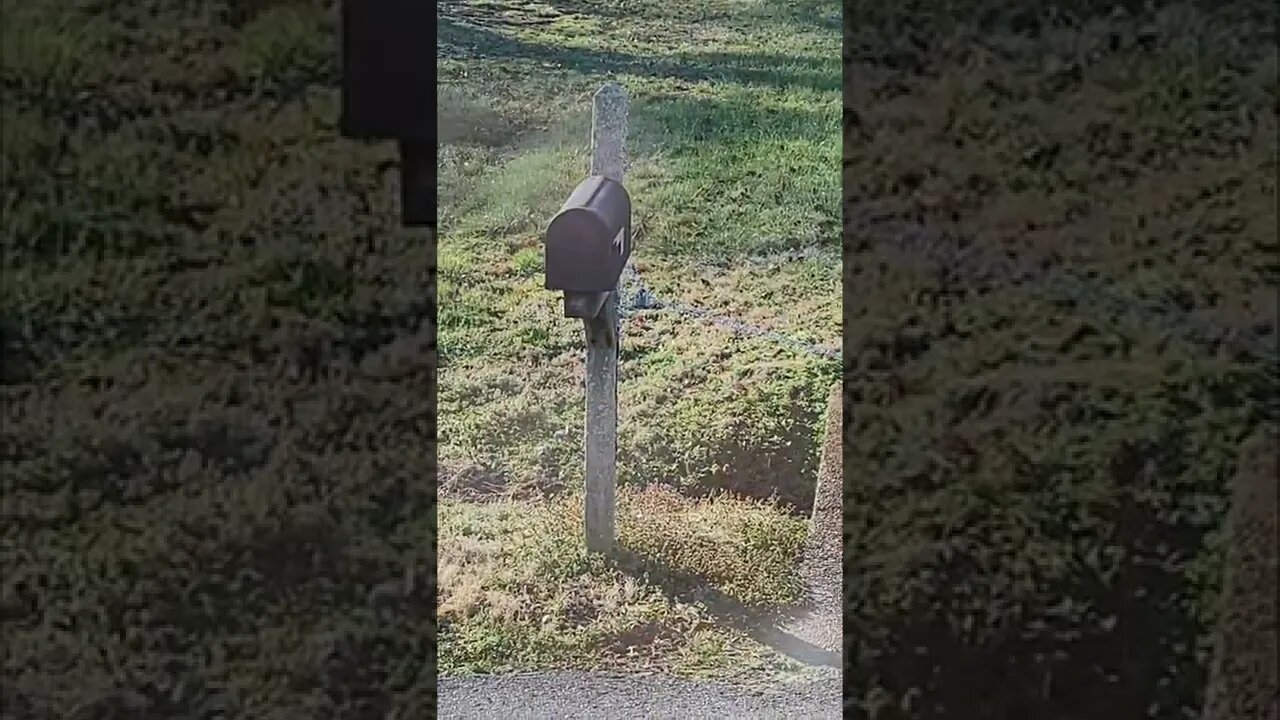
[7,0,1271,715]
[839,3,1276,716]
[436,0,840,677]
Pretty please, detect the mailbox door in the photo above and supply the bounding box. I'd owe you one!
[545,177,632,292]
[546,210,614,292]
[340,1,435,140]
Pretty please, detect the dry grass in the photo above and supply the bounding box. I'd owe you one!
[438,485,809,676]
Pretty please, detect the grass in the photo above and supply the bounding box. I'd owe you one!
[435,0,841,677]
[438,485,809,677]
[840,2,1276,716]
[5,0,1272,716]
[3,1,448,715]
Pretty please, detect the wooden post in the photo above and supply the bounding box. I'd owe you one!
[583,84,628,554]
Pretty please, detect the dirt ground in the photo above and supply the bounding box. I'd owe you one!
[842,1,1275,717]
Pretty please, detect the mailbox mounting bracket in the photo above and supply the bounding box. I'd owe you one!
[563,291,609,320]
[581,295,618,351]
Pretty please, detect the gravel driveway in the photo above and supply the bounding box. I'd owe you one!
[438,670,842,719]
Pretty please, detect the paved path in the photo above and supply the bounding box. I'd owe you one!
[1203,431,1278,720]
[438,670,841,719]
[782,381,844,653]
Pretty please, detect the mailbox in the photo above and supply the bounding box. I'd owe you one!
[545,176,632,300]
[339,1,434,227]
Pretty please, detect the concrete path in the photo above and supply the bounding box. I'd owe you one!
[782,381,844,654]
[1203,431,1278,720]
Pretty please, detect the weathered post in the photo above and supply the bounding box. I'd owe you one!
[583,84,628,553]
[542,84,631,554]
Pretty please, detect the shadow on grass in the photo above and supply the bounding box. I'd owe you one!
[611,547,842,669]
[520,0,841,33]
[438,17,839,93]
[846,435,1227,718]
[629,93,835,147]
[753,2,841,33]
[619,391,828,516]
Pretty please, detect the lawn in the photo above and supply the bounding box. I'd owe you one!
[3,0,1274,717]
[841,2,1276,716]
[435,0,842,678]
[3,2,439,716]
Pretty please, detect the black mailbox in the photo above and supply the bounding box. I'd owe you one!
[339,1,434,227]
[546,176,632,300]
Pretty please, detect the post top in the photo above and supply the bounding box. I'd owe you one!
[594,83,628,101]
[590,84,629,181]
